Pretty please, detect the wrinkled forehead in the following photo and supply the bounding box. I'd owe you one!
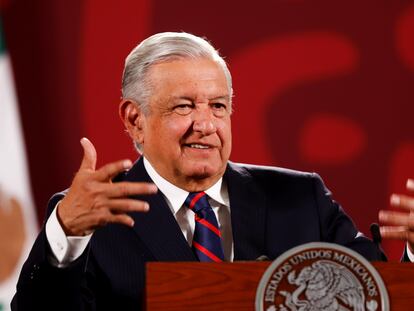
[147,58,230,97]
[146,55,232,91]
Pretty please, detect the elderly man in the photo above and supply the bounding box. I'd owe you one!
[12,32,414,310]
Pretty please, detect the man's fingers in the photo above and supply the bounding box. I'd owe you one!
[106,199,150,213]
[379,210,414,227]
[379,226,412,240]
[380,226,414,246]
[407,179,414,192]
[94,159,133,181]
[380,226,406,240]
[390,194,414,211]
[107,214,136,227]
[82,212,135,229]
[102,182,158,198]
[79,138,97,171]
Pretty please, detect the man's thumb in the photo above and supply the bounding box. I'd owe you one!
[79,137,97,170]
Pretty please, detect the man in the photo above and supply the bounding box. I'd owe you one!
[11,32,414,310]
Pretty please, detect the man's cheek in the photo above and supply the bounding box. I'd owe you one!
[166,118,191,134]
[216,119,231,134]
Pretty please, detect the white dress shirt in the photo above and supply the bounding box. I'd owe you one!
[45,157,233,267]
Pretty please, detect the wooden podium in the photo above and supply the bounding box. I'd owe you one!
[146,261,414,310]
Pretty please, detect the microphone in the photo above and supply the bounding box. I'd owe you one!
[370,223,382,244]
[370,223,387,261]
[256,255,270,261]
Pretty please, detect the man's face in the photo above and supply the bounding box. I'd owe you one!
[139,58,232,191]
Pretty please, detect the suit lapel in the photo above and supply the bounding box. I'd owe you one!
[122,158,196,262]
[225,162,267,260]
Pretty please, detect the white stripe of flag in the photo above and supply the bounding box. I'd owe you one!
[0,18,38,311]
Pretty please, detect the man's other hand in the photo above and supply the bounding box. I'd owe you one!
[379,178,414,253]
[57,138,157,236]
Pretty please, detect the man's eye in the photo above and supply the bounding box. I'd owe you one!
[212,103,226,110]
[173,104,192,115]
[211,103,228,116]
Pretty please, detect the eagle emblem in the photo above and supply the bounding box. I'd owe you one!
[278,260,374,310]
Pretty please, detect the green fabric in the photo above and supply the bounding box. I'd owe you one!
[0,18,5,54]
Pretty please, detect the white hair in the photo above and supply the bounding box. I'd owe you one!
[121,32,233,114]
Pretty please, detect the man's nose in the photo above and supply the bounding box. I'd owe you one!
[192,109,217,135]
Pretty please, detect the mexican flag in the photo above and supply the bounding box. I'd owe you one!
[0,18,37,311]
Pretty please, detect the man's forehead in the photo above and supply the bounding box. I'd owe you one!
[148,58,224,77]
[148,60,227,89]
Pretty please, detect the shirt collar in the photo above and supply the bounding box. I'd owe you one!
[143,157,229,215]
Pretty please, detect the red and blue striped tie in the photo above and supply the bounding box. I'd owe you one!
[185,192,225,262]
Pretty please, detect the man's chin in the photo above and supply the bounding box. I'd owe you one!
[182,163,224,180]
[172,162,226,191]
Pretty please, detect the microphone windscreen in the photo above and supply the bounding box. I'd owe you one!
[370,223,382,244]
[256,255,270,261]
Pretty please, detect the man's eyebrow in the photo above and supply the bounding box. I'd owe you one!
[209,95,230,101]
[169,96,194,102]
[170,95,230,101]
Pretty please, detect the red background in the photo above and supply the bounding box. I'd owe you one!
[2,0,414,260]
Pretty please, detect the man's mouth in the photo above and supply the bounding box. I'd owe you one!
[185,143,211,149]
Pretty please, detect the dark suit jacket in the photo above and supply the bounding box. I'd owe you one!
[12,158,384,310]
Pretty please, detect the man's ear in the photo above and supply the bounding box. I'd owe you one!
[119,99,145,144]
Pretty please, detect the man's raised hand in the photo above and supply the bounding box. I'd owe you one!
[57,138,157,236]
[379,179,414,254]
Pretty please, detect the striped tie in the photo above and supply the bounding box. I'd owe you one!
[184,192,225,262]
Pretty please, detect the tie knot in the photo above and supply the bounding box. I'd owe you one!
[184,192,211,216]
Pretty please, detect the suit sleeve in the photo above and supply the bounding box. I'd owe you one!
[311,173,386,261]
[11,192,99,311]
